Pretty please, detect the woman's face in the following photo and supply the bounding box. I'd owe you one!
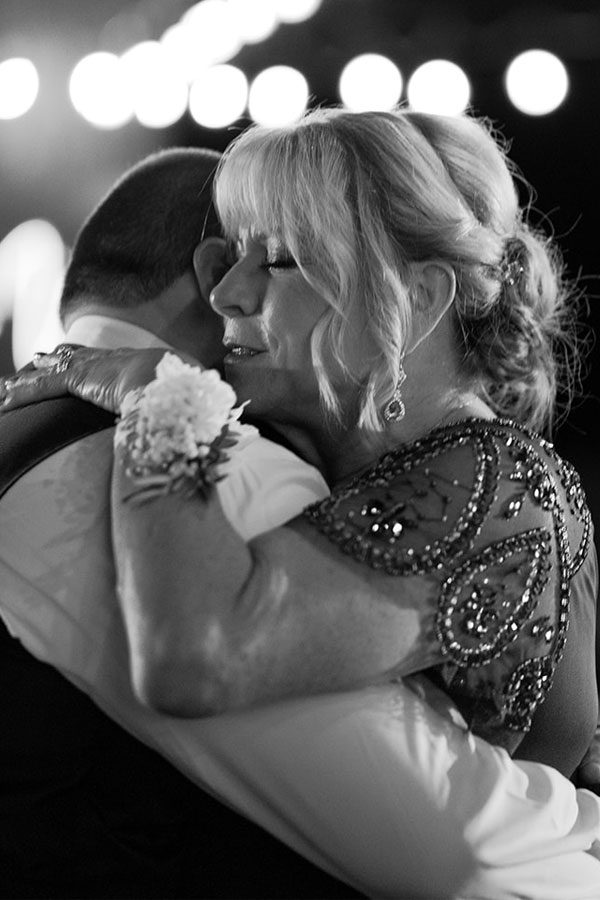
[209,231,331,426]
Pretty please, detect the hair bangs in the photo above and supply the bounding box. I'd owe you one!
[216,123,356,275]
[215,129,298,246]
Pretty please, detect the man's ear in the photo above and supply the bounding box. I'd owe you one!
[408,261,456,354]
[192,237,229,303]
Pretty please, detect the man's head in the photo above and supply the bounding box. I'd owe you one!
[60,147,226,367]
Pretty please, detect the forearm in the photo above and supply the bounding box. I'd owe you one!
[112,449,265,714]
[111,443,438,716]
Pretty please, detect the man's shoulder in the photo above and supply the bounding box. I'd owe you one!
[0,398,115,502]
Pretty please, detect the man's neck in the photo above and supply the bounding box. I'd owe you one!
[63,314,172,352]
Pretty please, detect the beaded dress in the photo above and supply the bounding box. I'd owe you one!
[305,417,596,762]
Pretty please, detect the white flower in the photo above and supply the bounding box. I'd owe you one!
[115,353,243,479]
[142,354,237,445]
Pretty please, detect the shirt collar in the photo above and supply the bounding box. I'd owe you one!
[63,315,172,352]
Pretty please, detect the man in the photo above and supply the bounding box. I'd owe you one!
[0,147,364,899]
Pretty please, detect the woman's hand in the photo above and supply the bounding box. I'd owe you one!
[0,344,195,414]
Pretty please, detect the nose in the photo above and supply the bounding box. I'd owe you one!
[209,261,262,319]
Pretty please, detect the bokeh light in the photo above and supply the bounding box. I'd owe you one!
[274,0,323,23]
[339,54,402,111]
[0,58,39,120]
[248,65,309,125]
[227,0,279,43]
[120,41,188,128]
[0,220,65,367]
[407,59,471,115]
[69,52,133,129]
[160,24,198,83]
[189,64,248,128]
[505,49,569,115]
[180,0,243,71]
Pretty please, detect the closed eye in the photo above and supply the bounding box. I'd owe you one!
[263,256,298,272]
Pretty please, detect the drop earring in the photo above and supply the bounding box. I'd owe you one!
[383,360,406,422]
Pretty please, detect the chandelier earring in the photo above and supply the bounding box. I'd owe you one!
[383,360,407,422]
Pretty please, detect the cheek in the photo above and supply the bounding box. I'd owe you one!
[282,316,319,369]
[263,278,329,360]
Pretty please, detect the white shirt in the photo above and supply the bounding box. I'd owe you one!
[63,315,172,351]
[1,316,600,899]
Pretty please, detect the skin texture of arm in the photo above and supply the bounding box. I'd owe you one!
[111,448,442,716]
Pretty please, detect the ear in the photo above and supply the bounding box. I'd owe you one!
[192,237,230,303]
[407,261,456,354]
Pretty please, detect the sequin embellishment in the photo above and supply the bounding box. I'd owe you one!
[437,528,552,666]
[304,431,501,576]
[304,417,592,735]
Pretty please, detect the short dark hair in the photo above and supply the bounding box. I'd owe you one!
[60,147,221,323]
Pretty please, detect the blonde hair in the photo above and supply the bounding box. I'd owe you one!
[214,106,580,434]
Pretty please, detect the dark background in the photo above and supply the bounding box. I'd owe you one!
[1,0,599,518]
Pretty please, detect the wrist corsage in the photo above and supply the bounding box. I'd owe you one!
[114,352,245,503]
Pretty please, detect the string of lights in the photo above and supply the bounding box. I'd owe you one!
[0,0,572,129]
[0,0,592,360]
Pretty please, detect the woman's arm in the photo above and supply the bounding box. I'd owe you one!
[112,449,440,716]
[0,346,441,713]
[3,346,576,742]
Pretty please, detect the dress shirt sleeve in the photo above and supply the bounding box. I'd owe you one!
[216,425,329,539]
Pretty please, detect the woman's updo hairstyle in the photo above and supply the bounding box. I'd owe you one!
[409,112,580,435]
[214,106,581,434]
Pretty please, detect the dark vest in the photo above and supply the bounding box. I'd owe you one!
[0,398,361,899]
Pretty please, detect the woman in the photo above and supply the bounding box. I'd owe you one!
[218,106,595,773]
[2,108,599,893]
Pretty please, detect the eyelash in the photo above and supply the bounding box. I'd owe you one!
[263,257,298,271]
[226,238,298,271]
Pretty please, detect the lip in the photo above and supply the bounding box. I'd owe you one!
[223,340,266,362]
